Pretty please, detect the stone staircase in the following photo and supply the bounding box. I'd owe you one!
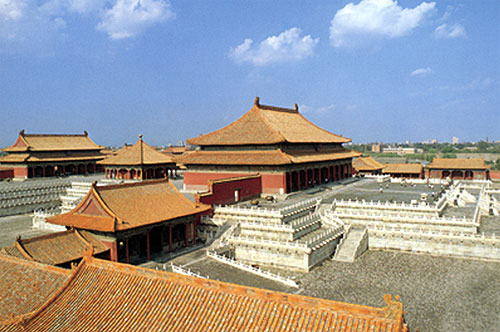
[333,227,368,263]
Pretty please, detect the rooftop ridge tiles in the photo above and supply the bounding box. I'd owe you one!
[0,252,71,277]
[254,105,287,142]
[13,240,35,261]
[95,177,169,192]
[17,229,76,245]
[84,257,394,320]
[0,254,88,326]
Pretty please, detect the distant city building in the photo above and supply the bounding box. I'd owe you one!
[182,98,360,194]
[431,139,438,144]
[371,144,381,153]
[0,130,105,179]
[452,137,459,144]
[382,147,416,155]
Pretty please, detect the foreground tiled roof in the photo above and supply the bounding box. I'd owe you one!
[47,179,210,232]
[0,254,71,321]
[353,156,385,172]
[382,163,423,174]
[0,256,408,332]
[426,158,489,170]
[187,97,351,146]
[0,230,108,266]
[2,131,103,152]
[182,148,360,166]
[98,136,174,166]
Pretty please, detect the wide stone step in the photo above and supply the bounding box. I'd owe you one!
[333,227,368,263]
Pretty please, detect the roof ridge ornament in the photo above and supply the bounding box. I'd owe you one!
[254,96,260,107]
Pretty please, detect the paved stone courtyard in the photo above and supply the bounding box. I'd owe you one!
[171,248,500,332]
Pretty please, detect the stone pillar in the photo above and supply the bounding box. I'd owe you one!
[169,225,173,252]
[146,231,151,261]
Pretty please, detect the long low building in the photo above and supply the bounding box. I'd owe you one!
[0,130,105,178]
[425,158,490,180]
[0,253,409,332]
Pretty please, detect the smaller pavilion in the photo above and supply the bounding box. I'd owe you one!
[383,163,424,179]
[99,135,177,180]
[353,156,385,175]
[425,158,490,180]
[0,130,105,178]
[47,179,211,263]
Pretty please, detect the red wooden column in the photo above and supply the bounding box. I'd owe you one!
[159,227,164,251]
[146,231,151,260]
[42,167,46,177]
[169,225,173,252]
[192,222,196,245]
[305,170,309,188]
[185,223,190,247]
[125,238,130,263]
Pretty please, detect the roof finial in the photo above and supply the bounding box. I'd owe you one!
[19,129,25,136]
[83,130,88,136]
[139,134,143,141]
[254,96,260,107]
[294,104,298,112]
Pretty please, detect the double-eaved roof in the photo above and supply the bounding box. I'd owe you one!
[0,229,108,266]
[187,97,351,146]
[98,136,174,166]
[47,179,210,232]
[2,130,103,152]
[0,255,408,332]
[426,158,489,170]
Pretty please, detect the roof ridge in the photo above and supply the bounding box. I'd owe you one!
[85,257,395,319]
[20,229,75,244]
[296,111,351,143]
[0,251,70,276]
[1,255,89,326]
[13,240,35,261]
[254,105,287,143]
[97,178,169,191]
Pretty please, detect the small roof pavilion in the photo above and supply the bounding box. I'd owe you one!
[98,135,177,180]
[425,158,490,180]
[47,179,210,262]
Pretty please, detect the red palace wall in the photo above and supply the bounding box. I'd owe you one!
[185,172,285,194]
[0,168,14,180]
[12,166,28,178]
[196,175,262,206]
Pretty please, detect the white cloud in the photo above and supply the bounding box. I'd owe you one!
[40,0,105,15]
[330,0,436,47]
[434,23,466,39]
[410,67,433,77]
[97,0,174,40]
[0,0,25,21]
[229,27,319,66]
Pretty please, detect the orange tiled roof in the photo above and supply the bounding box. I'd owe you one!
[98,136,174,166]
[353,156,385,172]
[187,97,351,146]
[47,179,210,232]
[0,230,108,266]
[0,253,71,321]
[383,163,423,174]
[2,131,103,152]
[181,148,359,166]
[426,158,489,170]
[163,146,188,154]
[0,256,408,331]
[0,152,104,164]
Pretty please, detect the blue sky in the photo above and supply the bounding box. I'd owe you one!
[0,0,498,147]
